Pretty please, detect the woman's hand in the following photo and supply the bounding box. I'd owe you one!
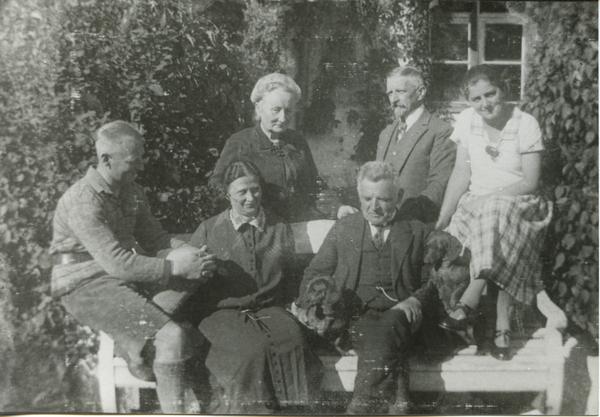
[435,215,452,231]
[337,205,359,219]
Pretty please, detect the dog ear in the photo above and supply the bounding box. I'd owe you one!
[445,236,463,262]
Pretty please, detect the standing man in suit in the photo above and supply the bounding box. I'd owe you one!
[300,161,434,414]
[338,66,455,223]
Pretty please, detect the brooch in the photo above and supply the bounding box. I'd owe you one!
[485,146,500,158]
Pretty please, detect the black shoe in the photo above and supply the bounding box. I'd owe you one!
[439,302,474,333]
[115,345,156,382]
[490,330,512,361]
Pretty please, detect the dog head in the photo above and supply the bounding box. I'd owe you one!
[296,275,349,338]
[424,231,467,270]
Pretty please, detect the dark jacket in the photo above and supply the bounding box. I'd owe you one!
[189,209,297,309]
[376,109,455,223]
[300,212,434,309]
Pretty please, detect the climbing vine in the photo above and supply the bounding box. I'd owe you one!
[520,2,598,340]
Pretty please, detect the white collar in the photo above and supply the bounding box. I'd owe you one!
[230,208,265,232]
[403,105,425,131]
[366,210,396,241]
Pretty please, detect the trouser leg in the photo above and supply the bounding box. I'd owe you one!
[350,308,412,402]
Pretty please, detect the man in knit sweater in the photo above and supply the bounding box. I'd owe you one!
[50,121,216,413]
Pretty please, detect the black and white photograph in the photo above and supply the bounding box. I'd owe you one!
[0,0,597,414]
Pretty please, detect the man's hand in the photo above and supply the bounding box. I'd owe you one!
[169,245,217,280]
[337,205,359,219]
[391,296,422,323]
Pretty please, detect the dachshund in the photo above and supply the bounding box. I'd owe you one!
[424,231,471,315]
[293,275,362,352]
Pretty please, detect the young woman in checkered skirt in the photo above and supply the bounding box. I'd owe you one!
[435,65,567,360]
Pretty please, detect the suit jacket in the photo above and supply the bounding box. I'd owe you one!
[300,213,434,309]
[376,109,455,217]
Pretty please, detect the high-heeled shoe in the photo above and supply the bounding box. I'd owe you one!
[491,330,512,361]
[439,302,474,333]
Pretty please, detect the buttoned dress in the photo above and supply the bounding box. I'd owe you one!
[211,125,322,222]
[189,209,318,414]
[445,107,552,305]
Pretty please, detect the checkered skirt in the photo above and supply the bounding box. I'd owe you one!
[445,193,552,305]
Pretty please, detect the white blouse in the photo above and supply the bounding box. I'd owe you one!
[450,106,544,196]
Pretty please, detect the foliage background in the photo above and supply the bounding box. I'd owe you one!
[519,1,599,342]
[0,0,597,412]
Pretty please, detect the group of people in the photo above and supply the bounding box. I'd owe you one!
[50,65,567,414]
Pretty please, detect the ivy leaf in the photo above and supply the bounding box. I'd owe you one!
[562,233,577,250]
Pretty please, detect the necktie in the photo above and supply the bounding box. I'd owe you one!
[396,119,407,142]
[373,226,385,251]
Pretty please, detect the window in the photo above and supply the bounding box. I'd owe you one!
[428,1,526,110]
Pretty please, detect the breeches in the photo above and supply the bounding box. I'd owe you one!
[62,276,202,362]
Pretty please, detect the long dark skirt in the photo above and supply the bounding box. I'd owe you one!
[199,306,317,414]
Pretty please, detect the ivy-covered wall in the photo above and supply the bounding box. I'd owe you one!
[520,1,598,341]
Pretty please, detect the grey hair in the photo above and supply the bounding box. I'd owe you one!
[386,66,426,89]
[357,161,399,186]
[94,121,143,156]
[250,73,302,104]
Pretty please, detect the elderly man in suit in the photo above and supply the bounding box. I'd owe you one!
[300,161,434,415]
[339,66,455,224]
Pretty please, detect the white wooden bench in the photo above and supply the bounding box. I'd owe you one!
[96,220,576,414]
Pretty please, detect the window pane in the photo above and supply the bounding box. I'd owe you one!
[431,22,468,61]
[479,2,509,13]
[489,64,521,101]
[429,64,468,102]
[484,24,522,61]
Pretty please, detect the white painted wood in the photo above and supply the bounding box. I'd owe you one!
[586,356,599,415]
[291,219,335,254]
[97,331,118,413]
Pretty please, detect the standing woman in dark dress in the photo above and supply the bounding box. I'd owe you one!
[190,161,319,414]
[211,73,324,222]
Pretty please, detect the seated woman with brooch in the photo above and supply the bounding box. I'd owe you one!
[189,161,320,414]
[435,65,567,360]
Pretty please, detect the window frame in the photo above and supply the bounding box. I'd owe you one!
[429,4,528,113]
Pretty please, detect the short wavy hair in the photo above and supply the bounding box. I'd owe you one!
[386,66,426,89]
[462,64,510,100]
[356,161,399,186]
[250,73,302,104]
[94,121,143,156]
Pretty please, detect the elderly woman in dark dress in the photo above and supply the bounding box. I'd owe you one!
[211,73,324,222]
[190,161,319,414]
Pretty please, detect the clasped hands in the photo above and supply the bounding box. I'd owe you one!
[168,245,217,280]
